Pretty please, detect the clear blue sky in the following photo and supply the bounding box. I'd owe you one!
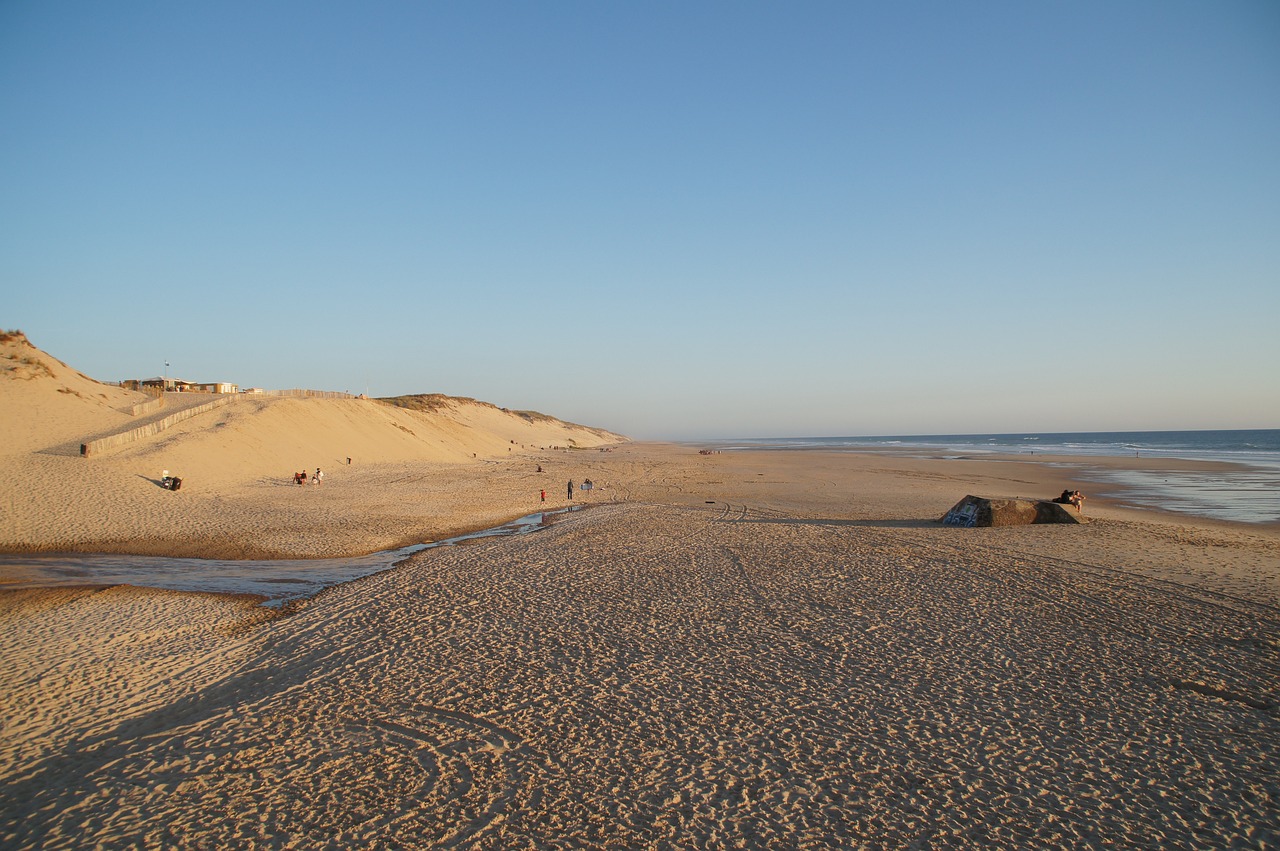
[3,1,1277,439]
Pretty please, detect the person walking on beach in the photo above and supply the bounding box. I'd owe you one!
[540,489,546,503]
[567,480,574,500]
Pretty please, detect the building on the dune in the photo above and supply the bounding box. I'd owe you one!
[193,382,239,394]
[122,377,238,393]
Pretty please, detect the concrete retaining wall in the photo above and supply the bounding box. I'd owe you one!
[82,395,238,457]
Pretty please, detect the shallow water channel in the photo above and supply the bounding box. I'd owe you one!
[0,508,579,607]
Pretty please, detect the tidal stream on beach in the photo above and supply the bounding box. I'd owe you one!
[0,508,580,605]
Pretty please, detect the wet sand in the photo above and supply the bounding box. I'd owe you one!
[2,443,1278,848]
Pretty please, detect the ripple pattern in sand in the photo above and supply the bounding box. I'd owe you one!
[2,502,1277,848]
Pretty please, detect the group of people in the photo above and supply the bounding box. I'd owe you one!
[1054,488,1086,512]
[293,468,323,486]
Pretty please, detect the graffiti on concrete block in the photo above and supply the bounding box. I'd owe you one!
[943,503,978,527]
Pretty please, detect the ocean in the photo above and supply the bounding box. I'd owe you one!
[711,429,1280,524]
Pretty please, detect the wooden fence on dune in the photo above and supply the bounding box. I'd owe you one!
[129,396,166,417]
[80,389,360,456]
[257,389,355,399]
[80,395,239,457]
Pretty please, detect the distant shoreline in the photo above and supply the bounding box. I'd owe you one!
[691,433,1280,526]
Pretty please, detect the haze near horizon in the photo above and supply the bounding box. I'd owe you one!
[2,1,1277,440]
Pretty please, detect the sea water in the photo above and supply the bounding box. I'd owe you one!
[712,429,1280,524]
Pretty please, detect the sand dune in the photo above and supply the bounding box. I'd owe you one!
[1,332,621,557]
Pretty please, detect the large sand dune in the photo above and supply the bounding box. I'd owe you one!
[1,332,621,557]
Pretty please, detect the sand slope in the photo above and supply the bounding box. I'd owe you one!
[0,331,152,453]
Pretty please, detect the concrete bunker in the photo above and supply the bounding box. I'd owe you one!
[942,495,1083,528]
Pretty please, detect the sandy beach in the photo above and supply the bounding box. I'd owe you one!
[2,337,1279,848]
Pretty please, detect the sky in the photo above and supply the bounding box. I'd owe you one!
[2,1,1278,440]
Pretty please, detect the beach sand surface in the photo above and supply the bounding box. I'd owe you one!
[2,335,1278,847]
